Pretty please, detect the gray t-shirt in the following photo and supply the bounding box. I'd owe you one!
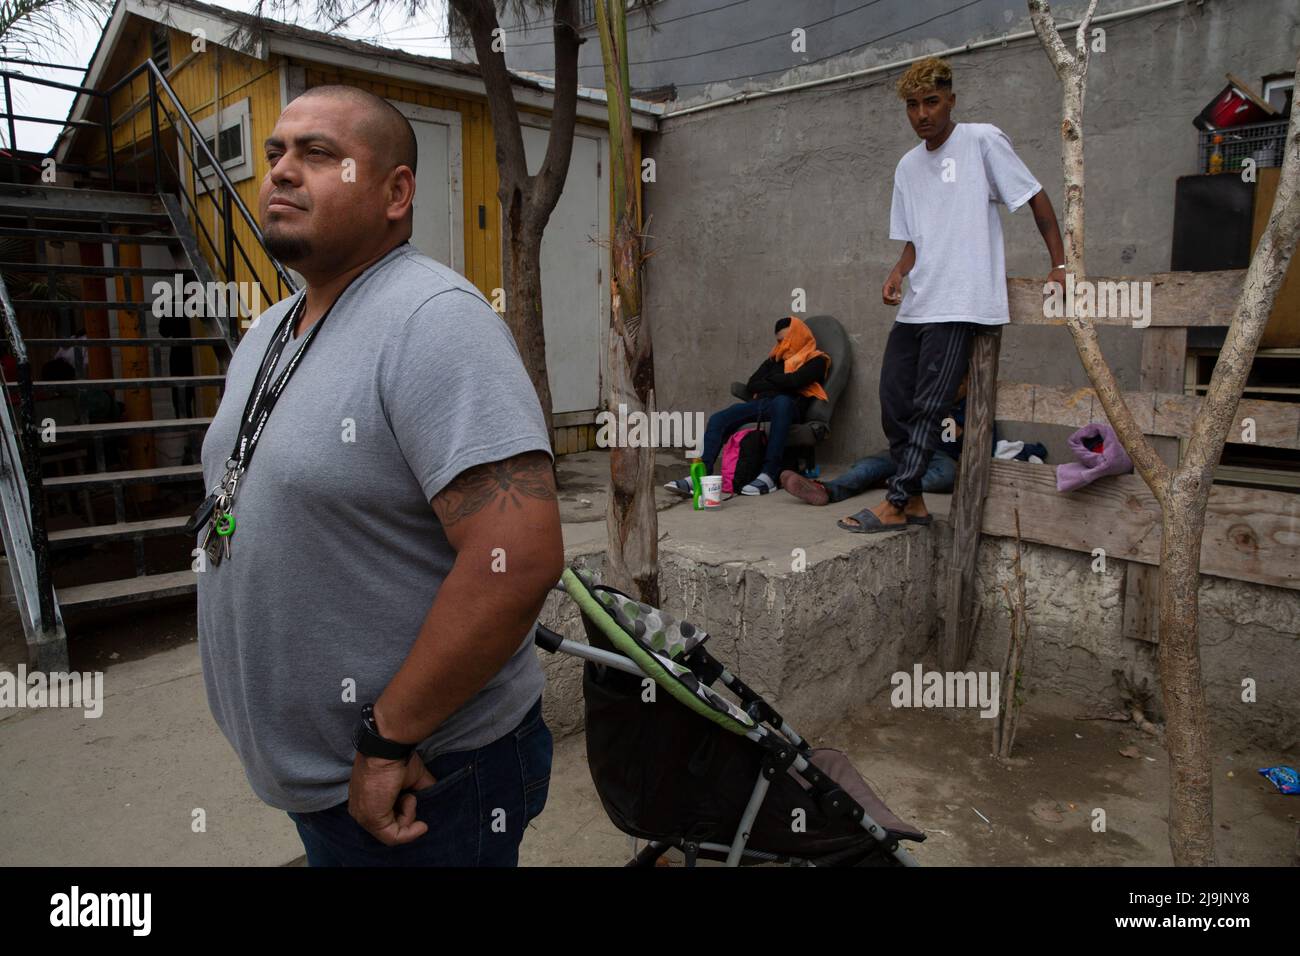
[197,242,551,813]
[889,122,1041,325]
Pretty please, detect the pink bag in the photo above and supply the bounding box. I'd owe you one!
[720,425,759,494]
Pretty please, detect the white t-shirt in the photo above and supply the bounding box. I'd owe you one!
[889,122,1041,325]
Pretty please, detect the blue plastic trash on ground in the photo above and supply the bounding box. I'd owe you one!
[1258,766,1299,794]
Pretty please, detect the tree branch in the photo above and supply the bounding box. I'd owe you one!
[529,0,580,218]
[456,0,529,190]
[1064,316,1173,496]
[1030,0,1169,498]
[1073,0,1098,65]
[1027,0,1075,80]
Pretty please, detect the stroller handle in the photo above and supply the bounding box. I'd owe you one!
[534,623,565,654]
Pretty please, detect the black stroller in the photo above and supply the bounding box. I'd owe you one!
[535,565,925,867]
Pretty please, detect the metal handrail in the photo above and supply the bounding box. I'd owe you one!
[153,94,286,317]
[113,59,298,294]
[0,57,298,650]
[0,59,297,297]
[0,275,55,636]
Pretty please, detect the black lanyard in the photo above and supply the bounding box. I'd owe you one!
[226,249,397,477]
[227,291,316,477]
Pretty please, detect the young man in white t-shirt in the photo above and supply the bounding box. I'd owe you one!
[839,56,1067,533]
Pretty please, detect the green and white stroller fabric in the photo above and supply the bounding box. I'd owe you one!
[564,567,756,732]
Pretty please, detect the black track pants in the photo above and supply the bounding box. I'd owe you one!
[878,321,976,509]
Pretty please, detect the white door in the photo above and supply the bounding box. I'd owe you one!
[521,124,605,415]
[389,101,464,274]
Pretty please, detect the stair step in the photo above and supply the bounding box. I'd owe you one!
[50,515,191,547]
[0,202,172,225]
[0,262,196,278]
[44,464,203,491]
[14,300,157,311]
[58,570,196,612]
[0,184,167,219]
[56,418,213,437]
[12,375,226,390]
[26,337,227,348]
[0,227,177,245]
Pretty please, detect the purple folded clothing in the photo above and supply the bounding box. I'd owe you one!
[1056,423,1133,492]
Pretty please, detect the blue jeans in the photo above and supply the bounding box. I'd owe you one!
[287,697,552,867]
[702,394,800,479]
[823,448,957,504]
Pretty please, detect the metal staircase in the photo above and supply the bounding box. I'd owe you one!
[0,59,295,668]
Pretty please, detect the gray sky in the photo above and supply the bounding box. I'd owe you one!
[12,0,453,153]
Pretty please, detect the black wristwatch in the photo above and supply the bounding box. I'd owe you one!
[353,703,417,761]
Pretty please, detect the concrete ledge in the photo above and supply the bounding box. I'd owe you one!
[539,486,949,740]
[543,462,1299,756]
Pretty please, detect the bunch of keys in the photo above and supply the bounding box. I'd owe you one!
[200,461,242,566]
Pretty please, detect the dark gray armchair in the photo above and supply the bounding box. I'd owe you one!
[729,314,853,453]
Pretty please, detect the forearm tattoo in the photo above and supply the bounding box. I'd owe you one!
[434,452,555,528]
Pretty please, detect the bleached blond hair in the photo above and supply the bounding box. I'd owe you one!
[896,57,953,99]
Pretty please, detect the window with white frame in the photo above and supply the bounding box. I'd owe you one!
[188,97,252,193]
[1263,76,1294,116]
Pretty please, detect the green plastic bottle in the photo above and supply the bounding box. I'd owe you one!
[690,459,706,511]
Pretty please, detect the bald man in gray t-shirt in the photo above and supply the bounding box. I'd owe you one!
[198,241,562,865]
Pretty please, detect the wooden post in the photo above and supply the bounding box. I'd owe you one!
[942,327,1001,671]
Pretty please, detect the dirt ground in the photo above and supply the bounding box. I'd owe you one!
[3,470,1295,867]
[827,702,1297,866]
[513,697,1299,867]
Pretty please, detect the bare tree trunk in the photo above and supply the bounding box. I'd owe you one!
[1030,0,1300,865]
[1157,483,1215,864]
[454,0,582,455]
[595,0,658,604]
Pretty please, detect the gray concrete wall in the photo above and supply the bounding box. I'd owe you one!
[638,0,1299,469]
[540,502,1298,753]
[540,498,944,740]
[962,537,1300,753]
[465,0,1153,106]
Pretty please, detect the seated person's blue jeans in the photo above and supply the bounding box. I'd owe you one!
[701,394,801,480]
[287,696,552,867]
[823,448,957,504]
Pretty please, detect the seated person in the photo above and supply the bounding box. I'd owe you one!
[780,445,956,512]
[780,383,968,527]
[666,315,829,496]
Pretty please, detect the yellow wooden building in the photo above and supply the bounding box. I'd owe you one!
[57,0,659,443]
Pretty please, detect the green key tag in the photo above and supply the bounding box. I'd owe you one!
[215,513,236,537]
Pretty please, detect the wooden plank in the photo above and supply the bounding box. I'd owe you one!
[982,460,1300,591]
[1123,561,1161,644]
[942,327,1000,671]
[1128,326,1186,644]
[994,383,1300,450]
[1008,270,1245,327]
[44,464,203,491]
[1252,167,1300,348]
[49,516,190,546]
[1141,327,1188,392]
[58,570,196,612]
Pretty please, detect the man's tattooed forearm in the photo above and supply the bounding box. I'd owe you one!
[434,452,555,527]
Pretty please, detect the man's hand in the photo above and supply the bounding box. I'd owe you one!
[347,749,437,846]
[1047,264,1067,291]
[883,270,904,306]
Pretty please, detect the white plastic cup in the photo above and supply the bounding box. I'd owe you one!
[701,475,723,508]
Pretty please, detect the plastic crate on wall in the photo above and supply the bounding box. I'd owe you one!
[1198,120,1290,175]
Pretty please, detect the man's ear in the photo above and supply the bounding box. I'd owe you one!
[387,166,416,223]
[949,91,957,110]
